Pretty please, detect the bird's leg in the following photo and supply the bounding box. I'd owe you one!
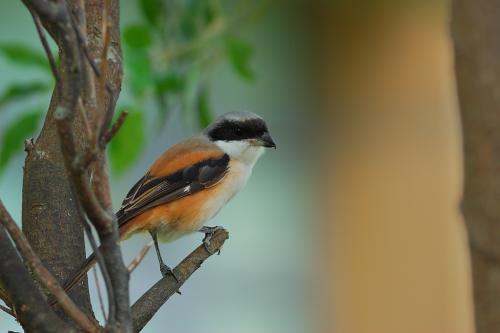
[149,231,179,283]
[199,226,223,254]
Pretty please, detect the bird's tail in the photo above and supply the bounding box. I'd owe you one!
[48,251,97,307]
[50,219,128,306]
[63,252,97,292]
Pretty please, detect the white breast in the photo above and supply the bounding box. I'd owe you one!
[200,159,252,222]
[198,140,265,225]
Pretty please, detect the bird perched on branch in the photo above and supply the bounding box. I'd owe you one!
[62,111,276,293]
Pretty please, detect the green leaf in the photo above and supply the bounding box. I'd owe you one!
[109,110,145,175]
[0,43,49,70]
[180,10,199,39]
[139,0,164,27]
[123,24,152,49]
[153,89,169,129]
[203,1,219,25]
[197,88,212,128]
[154,74,187,128]
[224,37,255,81]
[0,111,41,169]
[124,48,153,97]
[155,74,185,93]
[180,1,217,39]
[0,82,50,108]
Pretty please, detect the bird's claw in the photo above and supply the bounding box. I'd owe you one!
[159,263,181,294]
[200,226,223,254]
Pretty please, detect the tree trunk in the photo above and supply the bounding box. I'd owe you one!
[452,0,500,331]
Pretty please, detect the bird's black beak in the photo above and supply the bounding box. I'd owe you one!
[259,131,276,149]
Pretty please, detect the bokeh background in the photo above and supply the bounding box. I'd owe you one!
[0,1,475,333]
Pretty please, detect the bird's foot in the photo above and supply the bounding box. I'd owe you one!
[159,262,175,279]
[199,226,223,254]
[159,263,181,294]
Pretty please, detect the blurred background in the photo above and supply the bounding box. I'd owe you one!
[0,1,474,333]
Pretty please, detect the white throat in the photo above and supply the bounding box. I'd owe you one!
[214,140,265,167]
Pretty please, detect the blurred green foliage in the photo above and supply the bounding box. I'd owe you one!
[109,110,145,174]
[0,0,267,175]
[0,43,50,70]
[0,82,50,108]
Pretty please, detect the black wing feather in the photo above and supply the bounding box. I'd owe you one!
[116,154,230,227]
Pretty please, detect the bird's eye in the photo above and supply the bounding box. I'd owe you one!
[235,127,242,135]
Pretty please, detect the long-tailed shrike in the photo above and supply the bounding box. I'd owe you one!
[62,111,275,292]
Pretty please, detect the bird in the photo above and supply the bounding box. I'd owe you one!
[61,111,276,293]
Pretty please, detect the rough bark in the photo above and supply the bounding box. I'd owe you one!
[452,0,500,331]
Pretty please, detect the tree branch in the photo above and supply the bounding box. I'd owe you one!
[29,9,61,98]
[127,241,153,273]
[74,198,114,321]
[0,213,72,332]
[103,111,128,147]
[0,201,100,332]
[93,269,107,323]
[131,229,229,332]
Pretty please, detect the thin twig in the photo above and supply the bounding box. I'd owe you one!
[102,111,128,147]
[92,268,107,323]
[76,200,114,324]
[131,229,229,332]
[29,9,62,98]
[84,228,114,323]
[48,215,115,325]
[127,241,154,273]
[0,201,100,333]
[82,231,113,291]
